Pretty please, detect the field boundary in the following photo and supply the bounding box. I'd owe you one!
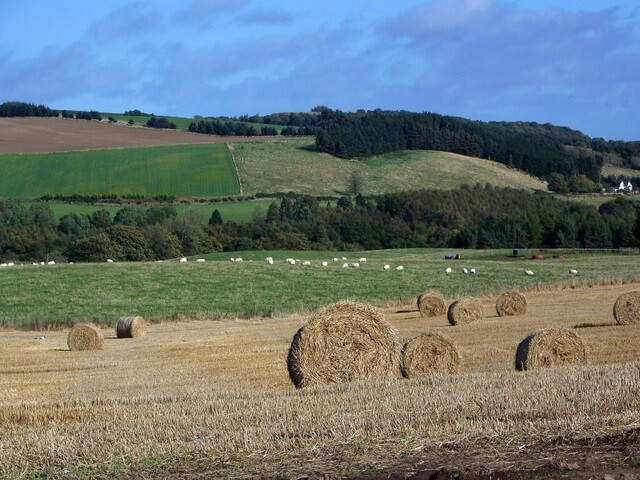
[227,143,243,195]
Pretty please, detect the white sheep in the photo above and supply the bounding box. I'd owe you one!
[470,268,476,274]
[342,262,349,268]
[341,256,348,261]
[321,261,328,267]
[267,258,274,265]
[524,269,534,276]
[396,265,404,271]
[0,263,7,268]
[569,269,578,275]
[359,257,367,263]
[7,262,15,267]
[445,267,452,274]
[383,264,391,270]
[333,257,339,262]
[350,262,360,268]
[196,258,206,263]
[462,268,469,274]
[235,258,243,262]
[47,260,55,265]
[106,259,113,263]
[302,260,311,266]
[288,259,296,265]
[180,257,188,263]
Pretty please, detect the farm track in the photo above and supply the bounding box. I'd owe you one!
[0,117,267,153]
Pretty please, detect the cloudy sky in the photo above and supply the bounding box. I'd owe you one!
[1,1,638,140]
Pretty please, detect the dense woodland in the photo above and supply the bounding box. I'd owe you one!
[1,186,639,263]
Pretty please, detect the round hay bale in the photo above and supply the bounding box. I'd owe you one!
[287,300,401,388]
[67,323,104,351]
[515,328,586,371]
[401,333,461,378]
[495,291,527,317]
[417,290,446,317]
[447,297,484,325]
[116,316,147,338]
[613,291,640,325]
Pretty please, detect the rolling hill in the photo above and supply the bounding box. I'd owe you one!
[0,117,548,199]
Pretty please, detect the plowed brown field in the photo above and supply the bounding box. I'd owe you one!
[0,117,253,153]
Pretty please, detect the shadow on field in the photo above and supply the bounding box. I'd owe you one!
[573,322,618,329]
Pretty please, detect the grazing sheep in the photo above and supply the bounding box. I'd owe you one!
[349,262,360,268]
[321,261,328,267]
[47,261,55,265]
[342,262,349,268]
[303,260,311,266]
[333,257,339,262]
[569,269,578,275]
[470,268,476,274]
[524,269,534,276]
[445,267,452,274]
[180,257,188,263]
[462,268,469,274]
[341,256,348,261]
[383,264,391,270]
[359,257,367,263]
[288,259,296,265]
[235,258,243,262]
[396,265,404,271]
[0,263,7,267]
[7,262,14,267]
[267,258,274,265]
[106,259,113,263]
[196,258,206,263]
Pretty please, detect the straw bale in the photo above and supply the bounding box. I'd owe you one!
[447,297,484,325]
[495,291,527,317]
[287,300,401,388]
[613,291,640,325]
[515,328,586,371]
[116,316,147,338]
[401,333,461,378]
[67,323,104,351]
[417,290,446,317]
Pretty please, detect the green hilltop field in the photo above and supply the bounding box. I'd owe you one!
[0,136,548,201]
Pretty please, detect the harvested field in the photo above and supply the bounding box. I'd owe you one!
[1,284,639,478]
[0,117,262,153]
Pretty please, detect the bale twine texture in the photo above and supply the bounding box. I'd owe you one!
[401,333,461,378]
[613,291,640,325]
[67,323,104,351]
[116,316,147,338]
[447,297,484,325]
[287,300,401,388]
[417,290,446,317]
[515,328,586,371]
[495,291,527,317]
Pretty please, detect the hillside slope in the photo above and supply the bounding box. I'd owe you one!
[233,137,548,196]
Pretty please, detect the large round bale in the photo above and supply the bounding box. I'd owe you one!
[447,297,484,325]
[67,323,104,351]
[495,291,527,317]
[116,316,147,338]
[287,300,401,388]
[401,333,461,379]
[515,328,586,371]
[613,291,640,325]
[417,290,446,317]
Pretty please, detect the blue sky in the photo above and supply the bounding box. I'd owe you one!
[1,0,638,140]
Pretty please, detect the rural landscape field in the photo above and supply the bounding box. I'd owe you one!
[1,111,639,479]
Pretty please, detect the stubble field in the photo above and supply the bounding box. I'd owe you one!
[1,281,639,478]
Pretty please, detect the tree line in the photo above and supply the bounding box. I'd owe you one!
[313,109,606,189]
[2,186,639,263]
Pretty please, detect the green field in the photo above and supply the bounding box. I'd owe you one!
[232,137,549,196]
[1,249,636,328]
[0,144,238,198]
[25,199,278,223]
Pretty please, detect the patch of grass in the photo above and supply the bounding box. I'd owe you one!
[0,144,238,198]
[233,137,548,196]
[0,249,637,328]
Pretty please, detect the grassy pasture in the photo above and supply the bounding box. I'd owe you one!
[24,199,278,223]
[0,249,638,328]
[0,144,238,198]
[232,137,549,196]
[0,283,638,478]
